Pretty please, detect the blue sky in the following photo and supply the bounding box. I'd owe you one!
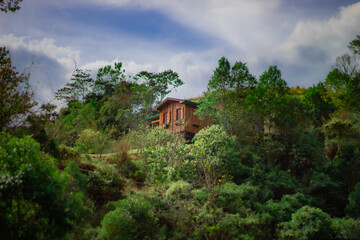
[1,0,360,103]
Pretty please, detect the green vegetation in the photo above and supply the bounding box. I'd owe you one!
[1,35,360,239]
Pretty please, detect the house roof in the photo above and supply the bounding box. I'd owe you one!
[153,97,199,112]
[145,113,160,120]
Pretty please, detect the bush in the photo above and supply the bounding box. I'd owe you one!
[346,182,360,217]
[165,180,191,200]
[59,144,80,162]
[86,162,126,207]
[277,206,332,240]
[75,129,110,157]
[98,194,158,240]
[331,217,360,240]
[0,132,86,239]
[130,127,187,184]
[264,193,314,224]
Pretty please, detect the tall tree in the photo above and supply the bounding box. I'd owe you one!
[197,57,257,136]
[207,56,257,92]
[246,65,288,133]
[0,0,22,13]
[94,62,126,99]
[0,47,36,131]
[134,69,183,108]
[335,54,359,77]
[98,81,136,138]
[348,35,360,56]
[55,68,93,104]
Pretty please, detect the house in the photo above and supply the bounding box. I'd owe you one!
[146,98,212,139]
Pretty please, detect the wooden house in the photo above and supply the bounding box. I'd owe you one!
[146,98,211,139]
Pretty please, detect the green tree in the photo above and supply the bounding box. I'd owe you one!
[0,133,85,239]
[331,217,360,240]
[98,81,136,137]
[196,57,257,136]
[46,101,97,146]
[277,206,332,240]
[207,57,257,91]
[0,47,36,131]
[75,128,110,157]
[246,65,288,134]
[348,35,360,56]
[303,82,334,126]
[94,62,126,99]
[55,68,94,104]
[346,182,360,218]
[25,103,60,158]
[98,194,158,240]
[134,69,184,109]
[324,69,358,110]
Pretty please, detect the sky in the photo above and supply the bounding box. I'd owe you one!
[1,0,360,104]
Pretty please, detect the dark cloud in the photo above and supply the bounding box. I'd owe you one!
[8,47,71,104]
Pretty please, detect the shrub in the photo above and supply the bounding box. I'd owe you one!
[0,132,86,239]
[331,217,360,240]
[98,194,158,240]
[346,182,360,217]
[216,182,260,213]
[59,144,80,162]
[165,180,191,200]
[86,162,126,207]
[75,129,110,157]
[277,206,332,240]
[263,192,315,231]
[190,125,237,188]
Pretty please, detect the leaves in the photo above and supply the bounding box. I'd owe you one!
[0,47,36,131]
[55,68,93,104]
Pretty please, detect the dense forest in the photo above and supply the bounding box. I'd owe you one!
[2,4,360,238]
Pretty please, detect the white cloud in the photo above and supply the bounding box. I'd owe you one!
[2,0,359,100]
[272,2,360,66]
[0,34,82,103]
[0,34,80,75]
[87,0,284,54]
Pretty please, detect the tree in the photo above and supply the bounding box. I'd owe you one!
[98,81,136,138]
[207,57,257,92]
[246,65,288,134]
[0,0,22,13]
[335,54,359,77]
[0,133,85,239]
[325,66,360,112]
[277,206,332,240]
[196,57,257,136]
[94,62,126,99]
[302,83,334,126]
[55,68,94,104]
[47,101,97,146]
[134,69,184,109]
[346,182,360,218]
[348,35,360,56]
[325,35,360,111]
[75,128,110,157]
[0,47,36,131]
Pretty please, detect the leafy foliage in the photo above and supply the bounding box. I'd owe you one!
[277,206,332,240]
[0,133,85,239]
[0,47,36,131]
[0,0,22,13]
[56,68,93,104]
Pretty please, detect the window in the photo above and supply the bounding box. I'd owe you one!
[163,112,168,124]
[176,108,182,120]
